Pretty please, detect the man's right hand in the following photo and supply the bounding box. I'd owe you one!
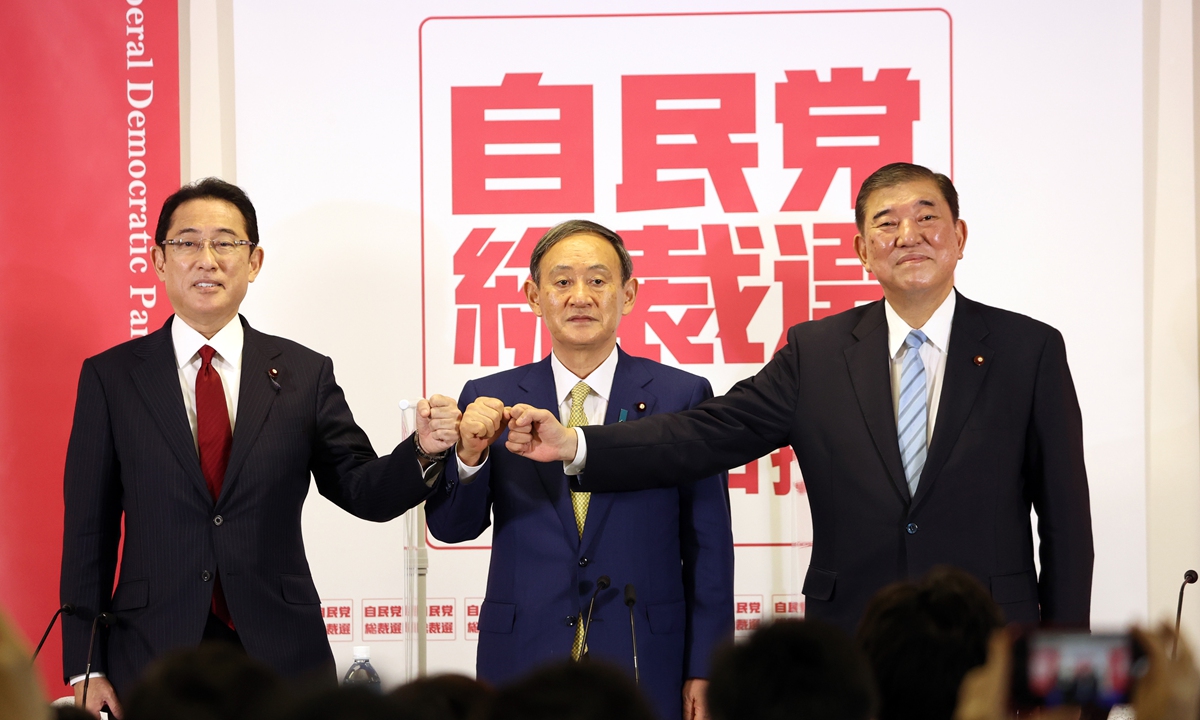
[75,676,122,719]
[505,404,578,463]
[457,397,510,466]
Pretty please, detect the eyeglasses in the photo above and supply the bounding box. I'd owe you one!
[163,234,254,257]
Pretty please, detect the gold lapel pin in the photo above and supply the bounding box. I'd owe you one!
[635,401,647,412]
[973,355,985,366]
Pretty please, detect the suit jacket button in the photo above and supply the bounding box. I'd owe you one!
[579,557,589,567]
[202,570,212,582]
[906,522,919,535]
[565,615,577,627]
[213,515,223,526]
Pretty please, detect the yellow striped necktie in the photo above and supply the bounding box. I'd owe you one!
[567,380,591,660]
[567,380,592,538]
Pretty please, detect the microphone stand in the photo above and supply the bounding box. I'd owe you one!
[578,576,610,661]
[624,584,639,684]
[82,612,115,710]
[1174,569,1198,659]
[32,604,74,664]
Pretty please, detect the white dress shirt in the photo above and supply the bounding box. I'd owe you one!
[172,316,243,447]
[459,346,620,480]
[884,290,955,444]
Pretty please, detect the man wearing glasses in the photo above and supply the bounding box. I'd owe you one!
[60,178,460,716]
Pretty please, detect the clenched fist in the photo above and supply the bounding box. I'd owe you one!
[457,397,510,466]
[416,394,461,457]
[505,403,578,463]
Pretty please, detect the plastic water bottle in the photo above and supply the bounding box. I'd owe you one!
[343,646,382,692]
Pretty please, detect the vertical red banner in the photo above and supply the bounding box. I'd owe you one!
[0,0,179,695]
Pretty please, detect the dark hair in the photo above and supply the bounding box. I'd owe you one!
[528,220,634,285]
[278,686,407,720]
[486,661,656,720]
[388,674,493,720]
[854,162,959,233]
[124,642,284,720]
[154,177,260,248]
[856,566,1003,720]
[708,619,878,720]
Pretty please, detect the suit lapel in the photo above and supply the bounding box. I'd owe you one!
[912,293,991,510]
[221,318,281,505]
[844,303,911,502]
[579,349,656,553]
[517,359,580,547]
[129,317,211,501]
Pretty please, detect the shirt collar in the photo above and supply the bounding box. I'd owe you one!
[549,345,619,406]
[884,289,956,360]
[171,314,245,370]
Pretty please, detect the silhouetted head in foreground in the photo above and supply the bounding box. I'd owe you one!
[487,661,656,720]
[708,618,877,720]
[857,565,1004,720]
[124,642,283,720]
[390,673,493,720]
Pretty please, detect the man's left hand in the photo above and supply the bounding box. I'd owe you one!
[683,678,709,720]
[416,394,461,455]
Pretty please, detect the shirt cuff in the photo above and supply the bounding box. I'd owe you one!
[419,458,444,487]
[69,672,105,685]
[563,426,587,476]
[455,448,488,484]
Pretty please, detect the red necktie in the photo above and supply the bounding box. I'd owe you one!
[196,345,235,629]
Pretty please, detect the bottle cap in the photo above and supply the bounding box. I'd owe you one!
[353,646,370,661]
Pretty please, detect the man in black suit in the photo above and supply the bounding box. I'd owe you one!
[60,178,460,716]
[504,162,1094,634]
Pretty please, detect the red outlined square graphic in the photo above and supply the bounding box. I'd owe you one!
[426,598,457,640]
[362,598,407,642]
[321,599,354,642]
[465,597,484,640]
[420,9,952,549]
[735,594,765,636]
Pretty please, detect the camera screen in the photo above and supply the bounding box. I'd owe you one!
[1025,632,1136,707]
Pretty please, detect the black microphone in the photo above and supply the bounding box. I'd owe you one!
[578,575,611,661]
[82,612,116,709]
[31,604,74,664]
[1174,569,1198,659]
[624,583,639,684]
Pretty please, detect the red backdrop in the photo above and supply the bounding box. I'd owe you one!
[0,0,178,694]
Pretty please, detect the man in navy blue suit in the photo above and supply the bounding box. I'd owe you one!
[424,220,734,720]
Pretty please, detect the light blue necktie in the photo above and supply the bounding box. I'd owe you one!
[897,329,929,498]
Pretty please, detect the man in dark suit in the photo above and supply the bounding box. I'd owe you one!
[60,178,461,716]
[504,163,1094,635]
[424,221,733,720]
